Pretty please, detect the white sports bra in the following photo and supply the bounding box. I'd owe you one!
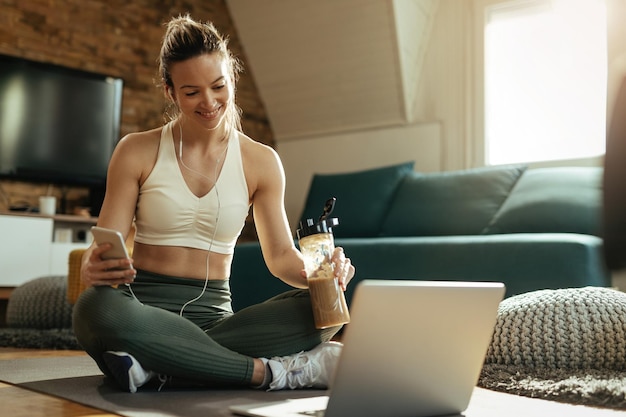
[134,122,250,254]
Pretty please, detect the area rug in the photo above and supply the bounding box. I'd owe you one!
[0,328,81,350]
[479,364,626,409]
[2,356,626,416]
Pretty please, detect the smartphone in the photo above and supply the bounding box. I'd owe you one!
[91,226,131,267]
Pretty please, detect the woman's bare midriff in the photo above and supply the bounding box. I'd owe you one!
[131,242,233,280]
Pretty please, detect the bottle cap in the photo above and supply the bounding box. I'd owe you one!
[296,197,339,239]
[297,217,339,239]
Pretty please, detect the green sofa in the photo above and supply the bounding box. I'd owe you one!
[230,162,610,311]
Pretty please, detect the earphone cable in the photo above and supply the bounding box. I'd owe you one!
[177,121,228,317]
[125,121,228,310]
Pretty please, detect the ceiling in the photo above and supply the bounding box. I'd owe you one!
[227,0,438,141]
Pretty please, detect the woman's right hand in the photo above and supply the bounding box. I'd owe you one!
[81,244,136,288]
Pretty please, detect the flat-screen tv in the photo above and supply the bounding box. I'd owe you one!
[0,54,123,192]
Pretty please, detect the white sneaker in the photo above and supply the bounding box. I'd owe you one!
[267,341,343,391]
[102,351,155,393]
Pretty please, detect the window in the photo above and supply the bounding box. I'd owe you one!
[483,0,607,165]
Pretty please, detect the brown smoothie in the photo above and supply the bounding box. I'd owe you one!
[308,264,350,329]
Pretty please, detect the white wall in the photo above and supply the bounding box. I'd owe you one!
[227,0,437,140]
[277,0,472,230]
[278,122,441,228]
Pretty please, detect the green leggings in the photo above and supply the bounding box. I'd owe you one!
[72,269,341,387]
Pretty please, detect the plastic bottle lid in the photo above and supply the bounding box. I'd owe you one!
[297,217,339,239]
[297,197,340,239]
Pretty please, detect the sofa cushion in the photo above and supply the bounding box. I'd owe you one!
[299,161,414,238]
[380,165,526,236]
[483,167,602,236]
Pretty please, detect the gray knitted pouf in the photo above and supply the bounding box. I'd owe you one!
[6,276,73,329]
[486,286,626,369]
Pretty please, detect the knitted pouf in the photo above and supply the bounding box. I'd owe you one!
[6,276,73,329]
[486,286,626,369]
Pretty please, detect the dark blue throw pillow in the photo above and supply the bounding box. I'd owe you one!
[299,161,415,238]
[482,167,602,236]
[380,165,527,236]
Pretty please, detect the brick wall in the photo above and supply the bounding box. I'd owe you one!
[0,0,271,239]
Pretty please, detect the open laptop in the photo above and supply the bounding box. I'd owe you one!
[230,279,505,417]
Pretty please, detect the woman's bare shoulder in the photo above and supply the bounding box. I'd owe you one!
[238,131,279,163]
[238,131,284,198]
[118,126,163,149]
[109,126,164,178]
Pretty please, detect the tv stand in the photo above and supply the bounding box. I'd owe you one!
[0,212,97,287]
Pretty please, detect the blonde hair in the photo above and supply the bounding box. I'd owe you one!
[158,14,242,130]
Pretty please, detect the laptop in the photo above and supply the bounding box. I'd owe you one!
[230,279,505,417]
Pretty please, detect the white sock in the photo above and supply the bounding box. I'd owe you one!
[252,357,272,390]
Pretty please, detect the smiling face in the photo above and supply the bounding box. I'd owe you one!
[167,53,234,131]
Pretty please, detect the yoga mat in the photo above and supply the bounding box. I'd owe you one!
[0,355,324,417]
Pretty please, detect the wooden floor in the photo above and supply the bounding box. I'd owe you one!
[0,348,120,417]
[3,347,626,417]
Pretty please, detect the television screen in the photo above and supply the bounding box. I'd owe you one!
[0,54,123,187]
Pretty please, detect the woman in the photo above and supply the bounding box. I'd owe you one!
[72,14,354,393]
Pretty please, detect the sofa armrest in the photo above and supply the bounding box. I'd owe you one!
[67,229,135,304]
[67,248,87,304]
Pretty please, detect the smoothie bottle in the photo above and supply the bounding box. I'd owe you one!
[297,198,350,329]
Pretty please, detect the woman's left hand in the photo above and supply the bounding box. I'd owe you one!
[331,247,355,291]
